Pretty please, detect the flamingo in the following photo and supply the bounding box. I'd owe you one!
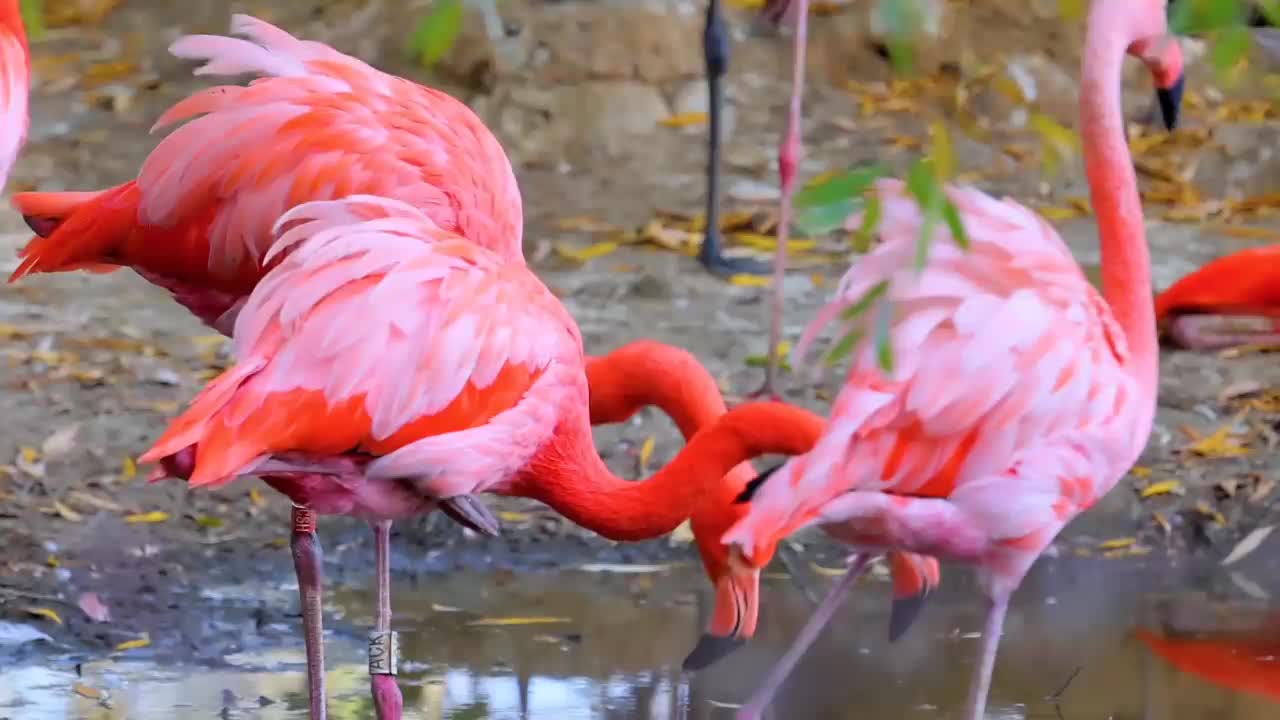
[586,339,942,666]
[0,0,29,193]
[6,16,525,716]
[138,194,823,717]
[675,2,1185,717]
[1154,245,1280,349]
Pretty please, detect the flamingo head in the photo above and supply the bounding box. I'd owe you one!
[1128,0,1186,130]
[681,463,786,672]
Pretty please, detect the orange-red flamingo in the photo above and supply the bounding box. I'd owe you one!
[0,0,29,192]
[1137,624,1280,703]
[586,340,942,667]
[667,2,1184,717]
[1154,245,1280,349]
[139,195,821,719]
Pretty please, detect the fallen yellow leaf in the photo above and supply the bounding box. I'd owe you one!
[554,241,619,263]
[120,456,137,481]
[115,633,151,651]
[1139,480,1184,499]
[1186,426,1250,458]
[249,488,266,507]
[23,607,63,625]
[1098,537,1136,550]
[52,500,83,522]
[124,511,169,524]
[72,682,104,700]
[729,274,771,288]
[19,447,40,464]
[466,616,572,627]
[1130,466,1153,479]
[497,511,532,523]
[660,111,709,128]
[639,435,656,471]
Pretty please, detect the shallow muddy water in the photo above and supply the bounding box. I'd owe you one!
[5,554,1280,720]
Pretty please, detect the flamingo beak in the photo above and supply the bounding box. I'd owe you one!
[682,547,760,671]
[1157,72,1185,131]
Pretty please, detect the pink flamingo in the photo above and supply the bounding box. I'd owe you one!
[140,195,825,719]
[0,0,29,192]
[7,16,525,716]
[682,2,1185,717]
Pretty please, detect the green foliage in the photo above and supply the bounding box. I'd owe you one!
[793,166,885,236]
[19,0,43,39]
[1167,0,1266,80]
[410,0,464,68]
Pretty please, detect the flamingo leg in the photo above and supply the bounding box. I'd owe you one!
[290,506,328,720]
[754,0,809,400]
[963,589,1012,720]
[369,520,403,720]
[700,0,770,277]
[1165,314,1280,351]
[736,553,871,720]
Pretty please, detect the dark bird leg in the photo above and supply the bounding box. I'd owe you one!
[752,0,810,401]
[291,506,328,720]
[369,520,404,720]
[701,0,770,277]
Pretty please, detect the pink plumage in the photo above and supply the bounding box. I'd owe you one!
[0,0,29,193]
[141,194,578,498]
[719,3,1176,718]
[10,14,522,334]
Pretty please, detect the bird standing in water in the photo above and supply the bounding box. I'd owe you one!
[8,17,524,716]
[141,195,825,719]
[682,2,1184,717]
[0,0,29,193]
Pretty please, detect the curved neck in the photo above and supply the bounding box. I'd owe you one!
[510,401,825,541]
[1080,4,1158,399]
[586,341,730,437]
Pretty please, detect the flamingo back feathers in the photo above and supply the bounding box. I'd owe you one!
[730,179,1146,556]
[142,196,577,494]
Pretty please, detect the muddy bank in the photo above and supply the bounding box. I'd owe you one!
[2,0,1280,673]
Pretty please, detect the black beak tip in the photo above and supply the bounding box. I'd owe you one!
[682,633,745,672]
[1157,73,1185,131]
[888,591,930,644]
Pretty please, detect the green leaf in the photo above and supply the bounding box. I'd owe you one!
[840,280,891,321]
[19,0,43,40]
[942,199,969,250]
[1262,0,1280,27]
[873,298,895,373]
[795,198,862,236]
[1170,0,1245,35]
[876,0,921,75]
[1210,25,1251,77]
[854,193,884,251]
[795,167,886,209]
[906,158,943,271]
[410,0,465,68]
[825,327,865,366]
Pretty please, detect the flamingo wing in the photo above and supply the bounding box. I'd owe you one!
[0,0,29,192]
[11,14,521,311]
[144,14,522,270]
[140,195,579,499]
[729,179,1145,555]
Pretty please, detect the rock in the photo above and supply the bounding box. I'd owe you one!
[528,5,703,84]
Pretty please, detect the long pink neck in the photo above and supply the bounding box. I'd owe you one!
[506,401,825,541]
[1080,5,1159,403]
